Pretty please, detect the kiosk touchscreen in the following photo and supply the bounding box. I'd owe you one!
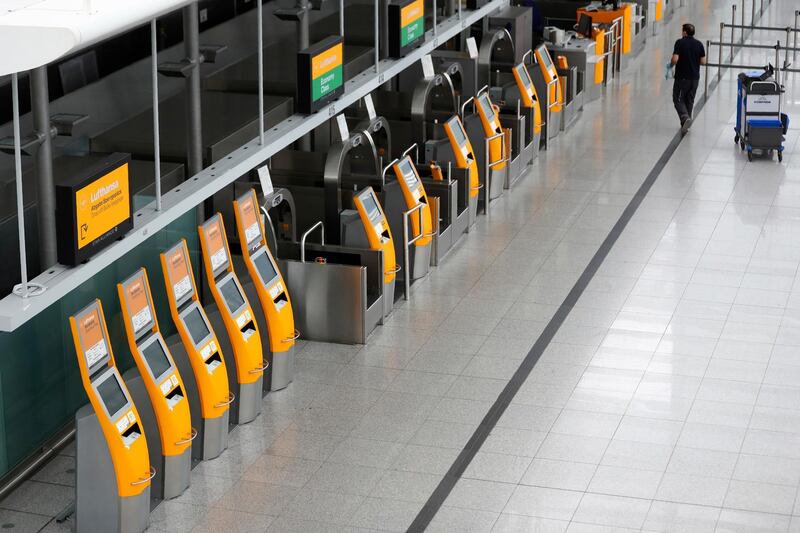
[392,156,433,280]
[351,187,398,317]
[534,44,563,113]
[117,269,192,502]
[512,63,543,136]
[69,300,151,533]
[443,115,480,224]
[160,240,231,461]
[199,214,266,425]
[232,189,297,392]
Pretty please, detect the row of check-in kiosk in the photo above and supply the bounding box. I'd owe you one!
[63,7,615,529]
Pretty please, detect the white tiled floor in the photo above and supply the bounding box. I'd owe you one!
[3,0,800,531]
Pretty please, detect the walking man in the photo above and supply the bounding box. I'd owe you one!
[671,23,706,134]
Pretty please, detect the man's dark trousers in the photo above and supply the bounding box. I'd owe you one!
[673,78,699,123]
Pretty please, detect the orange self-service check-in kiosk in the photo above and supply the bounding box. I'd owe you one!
[70,300,152,533]
[511,62,543,159]
[160,240,231,461]
[534,44,563,115]
[340,186,399,318]
[199,214,267,425]
[117,269,193,502]
[233,189,297,392]
[443,114,480,226]
[474,92,509,201]
[392,156,433,280]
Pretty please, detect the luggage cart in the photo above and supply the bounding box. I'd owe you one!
[734,67,788,162]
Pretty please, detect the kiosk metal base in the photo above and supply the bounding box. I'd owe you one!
[412,243,432,281]
[166,335,229,461]
[162,449,192,500]
[234,379,263,425]
[75,406,150,533]
[489,169,505,200]
[270,346,294,391]
[383,279,396,319]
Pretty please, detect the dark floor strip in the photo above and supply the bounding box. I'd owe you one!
[407,8,763,531]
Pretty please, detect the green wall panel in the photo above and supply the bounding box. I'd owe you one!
[0,209,200,478]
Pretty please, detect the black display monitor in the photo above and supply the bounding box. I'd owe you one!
[97,373,128,417]
[184,306,212,346]
[577,13,593,38]
[141,339,172,380]
[253,249,279,286]
[219,277,246,314]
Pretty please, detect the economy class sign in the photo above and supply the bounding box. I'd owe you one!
[311,43,343,102]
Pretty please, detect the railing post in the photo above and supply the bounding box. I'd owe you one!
[257,0,265,146]
[12,73,28,299]
[741,0,745,42]
[731,5,737,59]
[719,23,725,82]
[374,0,379,73]
[705,39,711,102]
[151,20,162,211]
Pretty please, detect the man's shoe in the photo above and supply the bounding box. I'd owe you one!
[681,117,693,134]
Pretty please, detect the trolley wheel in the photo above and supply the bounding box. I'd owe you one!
[734,134,739,143]
[778,152,783,162]
[740,140,745,151]
[747,151,753,162]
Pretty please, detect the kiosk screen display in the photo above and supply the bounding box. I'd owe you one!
[449,117,467,146]
[398,158,419,190]
[361,192,381,222]
[538,46,553,70]
[97,374,127,417]
[478,94,495,122]
[184,307,211,346]
[220,278,246,313]
[142,340,171,379]
[203,218,229,272]
[238,193,262,247]
[253,250,279,285]
[516,64,533,89]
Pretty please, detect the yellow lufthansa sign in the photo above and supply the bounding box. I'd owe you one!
[75,163,130,249]
[401,0,424,26]
[311,43,343,80]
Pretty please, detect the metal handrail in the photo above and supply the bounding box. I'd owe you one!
[282,329,301,343]
[402,203,426,300]
[476,84,489,97]
[175,427,198,446]
[214,392,236,409]
[403,143,420,164]
[300,221,325,263]
[482,130,509,215]
[131,467,157,486]
[381,158,401,181]
[250,358,270,373]
[460,96,476,118]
